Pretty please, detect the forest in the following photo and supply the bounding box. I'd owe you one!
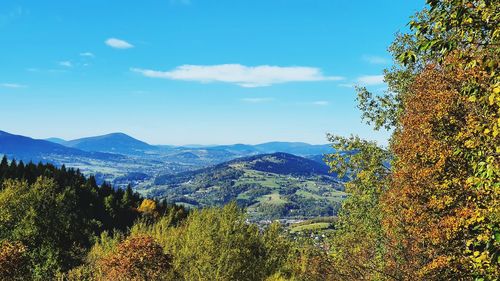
[1,1,499,280]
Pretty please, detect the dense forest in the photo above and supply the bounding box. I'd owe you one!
[1,0,499,280]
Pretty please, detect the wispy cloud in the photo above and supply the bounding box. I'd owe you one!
[357,75,385,85]
[80,52,95,58]
[131,64,344,87]
[241,97,274,103]
[311,101,329,106]
[1,83,27,88]
[59,61,72,67]
[362,55,390,65]
[105,38,134,49]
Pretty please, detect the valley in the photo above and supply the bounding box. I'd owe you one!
[0,130,344,220]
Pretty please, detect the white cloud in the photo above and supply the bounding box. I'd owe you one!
[311,101,329,106]
[80,52,95,57]
[1,83,27,88]
[131,64,343,87]
[357,75,385,85]
[59,61,72,67]
[105,38,134,49]
[241,97,274,103]
[362,55,390,65]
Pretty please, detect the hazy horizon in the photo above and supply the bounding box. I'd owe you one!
[3,129,333,146]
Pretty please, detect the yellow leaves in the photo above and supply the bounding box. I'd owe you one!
[137,199,158,216]
[465,139,476,148]
[489,92,497,105]
[470,250,491,268]
[0,241,29,279]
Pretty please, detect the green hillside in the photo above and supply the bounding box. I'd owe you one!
[145,153,346,220]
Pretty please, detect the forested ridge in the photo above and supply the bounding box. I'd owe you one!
[1,0,499,280]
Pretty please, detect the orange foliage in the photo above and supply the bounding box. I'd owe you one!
[98,235,172,281]
[0,241,29,280]
[384,56,499,279]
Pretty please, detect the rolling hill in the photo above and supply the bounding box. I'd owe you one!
[147,152,345,220]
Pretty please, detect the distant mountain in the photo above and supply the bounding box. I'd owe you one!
[149,152,344,220]
[205,142,333,157]
[10,130,338,191]
[46,131,333,159]
[253,142,333,155]
[206,144,260,155]
[64,132,157,155]
[0,130,120,162]
[44,137,68,145]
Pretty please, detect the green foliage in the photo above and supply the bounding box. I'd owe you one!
[77,202,311,281]
[166,203,272,280]
[324,135,392,279]
[0,178,77,278]
[0,157,146,279]
[404,0,499,71]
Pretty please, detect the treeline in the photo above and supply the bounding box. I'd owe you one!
[0,156,187,280]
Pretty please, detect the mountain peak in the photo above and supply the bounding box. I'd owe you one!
[64,132,155,154]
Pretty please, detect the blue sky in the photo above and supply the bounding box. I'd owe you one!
[0,0,424,145]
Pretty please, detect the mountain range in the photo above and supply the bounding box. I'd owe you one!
[0,130,122,162]
[0,130,342,220]
[40,133,332,157]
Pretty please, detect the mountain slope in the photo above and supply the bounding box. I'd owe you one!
[44,137,68,145]
[65,132,157,155]
[0,130,119,161]
[149,153,345,220]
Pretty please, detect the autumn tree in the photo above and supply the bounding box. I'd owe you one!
[385,56,499,279]
[326,0,499,279]
[97,235,173,281]
[0,240,30,281]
